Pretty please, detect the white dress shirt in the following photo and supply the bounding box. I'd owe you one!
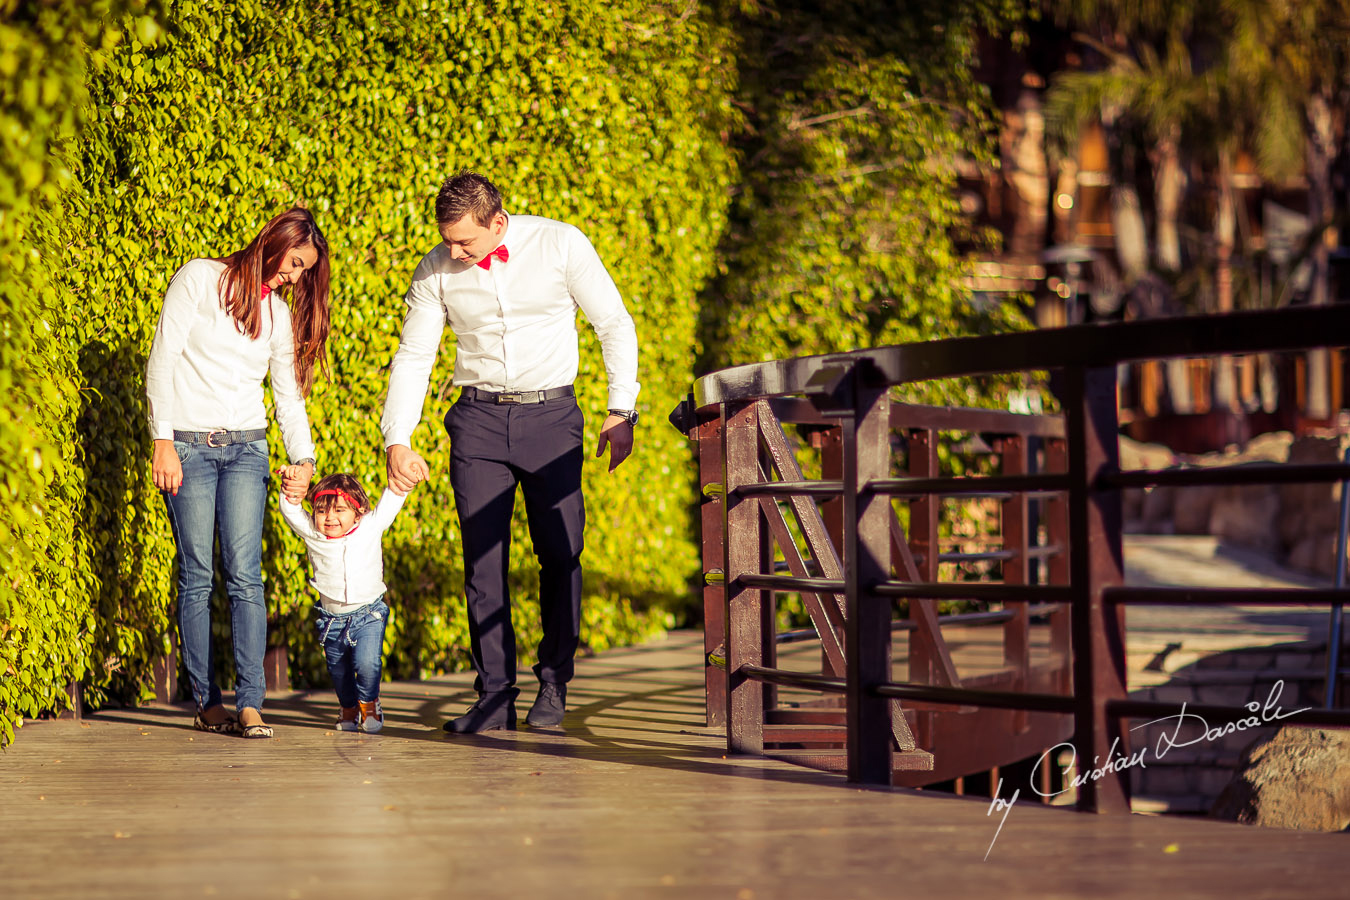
[280,487,406,614]
[145,258,316,462]
[380,214,640,448]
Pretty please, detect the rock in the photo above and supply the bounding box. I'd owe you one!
[1120,435,1176,471]
[1123,487,1144,529]
[1288,534,1340,579]
[1278,436,1346,548]
[1210,726,1350,831]
[1173,485,1218,534]
[1209,484,1280,553]
[1240,431,1295,462]
[1140,485,1175,532]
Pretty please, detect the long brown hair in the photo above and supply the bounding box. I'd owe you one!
[217,207,331,396]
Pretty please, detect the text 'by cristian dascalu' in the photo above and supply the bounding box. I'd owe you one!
[982,679,1310,860]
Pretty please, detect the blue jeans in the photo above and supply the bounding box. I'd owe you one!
[314,597,389,708]
[162,439,270,712]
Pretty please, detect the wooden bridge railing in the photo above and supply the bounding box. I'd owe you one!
[671,304,1350,813]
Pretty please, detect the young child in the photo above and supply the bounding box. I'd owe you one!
[279,471,409,733]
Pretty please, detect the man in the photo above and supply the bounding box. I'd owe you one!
[382,171,640,733]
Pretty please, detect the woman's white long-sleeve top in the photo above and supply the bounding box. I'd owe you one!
[144,257,316,463]
[280,488,406,614]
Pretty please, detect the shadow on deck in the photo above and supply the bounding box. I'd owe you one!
[4,629,1348,899]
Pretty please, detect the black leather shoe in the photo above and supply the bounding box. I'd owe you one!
[526,682,567,727]
[444,691,518,734]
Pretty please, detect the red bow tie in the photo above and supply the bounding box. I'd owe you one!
[476,245,509,270]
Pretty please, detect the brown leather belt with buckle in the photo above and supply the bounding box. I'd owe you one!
[173,429,268,447]
[462,386,575,405]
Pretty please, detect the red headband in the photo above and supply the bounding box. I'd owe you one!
[313,488,362,511]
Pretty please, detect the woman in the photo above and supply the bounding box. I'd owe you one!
[145,207,330,738]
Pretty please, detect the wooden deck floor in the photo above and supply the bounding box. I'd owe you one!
[4,629,1347,900]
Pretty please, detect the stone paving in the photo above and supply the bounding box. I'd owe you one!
[1122,535,1339,812]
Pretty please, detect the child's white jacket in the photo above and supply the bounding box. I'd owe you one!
[280,487,406,614]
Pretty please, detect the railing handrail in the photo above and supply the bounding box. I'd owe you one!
[693,304,1350,407]
[766,397,1068,438]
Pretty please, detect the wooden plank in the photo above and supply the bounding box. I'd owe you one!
[759,496,847,676]
[756,403,914,751]
[724,400,764,755]
[697,416,728,728]
[816,426,847,684]
[891,514,962,690]
[1045,436,1072,690]
[908,427,940,749]
[755,402,845,606]
[763,723,848,745]
[769,397,1067,438]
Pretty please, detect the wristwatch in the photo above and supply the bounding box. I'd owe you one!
[294,457,316,469]
[607,409,639,426]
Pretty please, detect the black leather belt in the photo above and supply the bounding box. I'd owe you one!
[173,429,267,447]
[461,385,575,405]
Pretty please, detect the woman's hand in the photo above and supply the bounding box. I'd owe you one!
[280,461,314,502]
[152,439,184,495]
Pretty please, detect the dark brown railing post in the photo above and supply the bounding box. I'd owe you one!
[908,427,939,745]
[818,426,846,680]
[1001,435,1031,735]
[697,415,727,728]
[843,371,893,784]
[724,400,764,754]
[1045,436,1073,688]
[1063,366,1129,813]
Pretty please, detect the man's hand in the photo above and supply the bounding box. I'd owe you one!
[152,439,183,496]
[596,415,634,472]
[387,444,430,493]
[279,462,314,503]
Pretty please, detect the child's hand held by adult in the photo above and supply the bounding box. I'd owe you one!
[152,439,184,496]
[280,460,314,502]
[386,444,429,494]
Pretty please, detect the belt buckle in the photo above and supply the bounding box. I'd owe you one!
[206,429,227,448]
[496,392,522,405]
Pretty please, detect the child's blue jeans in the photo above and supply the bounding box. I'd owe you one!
[314,597,388,708]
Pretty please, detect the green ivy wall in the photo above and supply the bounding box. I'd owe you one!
[3,0,736,741]
[3,0,1032,745]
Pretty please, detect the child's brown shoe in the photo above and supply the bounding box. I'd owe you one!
[358,700,383,734]
[337,706,359,732]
